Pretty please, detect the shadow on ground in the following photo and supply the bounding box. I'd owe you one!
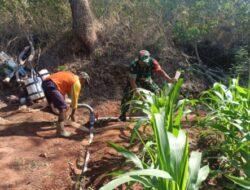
[0,121,88,141]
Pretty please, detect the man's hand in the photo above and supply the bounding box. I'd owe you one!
[69,109,76,122]
[157,69,177,84]
[69,113,76,122]
[134,88,140,97]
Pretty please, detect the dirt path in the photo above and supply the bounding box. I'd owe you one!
[0,100,127,189]
[0,99,203,190]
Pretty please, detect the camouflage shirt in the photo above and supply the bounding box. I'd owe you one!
[129,58,161,81]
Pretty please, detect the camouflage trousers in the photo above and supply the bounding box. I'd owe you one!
[120,80,160,116]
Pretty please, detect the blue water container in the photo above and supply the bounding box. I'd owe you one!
[4,59,17,75]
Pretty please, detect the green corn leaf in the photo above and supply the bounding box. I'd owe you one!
[130,119,147,144]
[108,142,144,169]
[142,141,156,161]
[103,171,126,177]
[167,131,188,183]
[186,151,201,190]
[213,90,224,100]
[236,141,250,153]
[168,79,183,134]
[100,169,172,190]
[210,124,230,133]
[173,99,186,136]
[100,175,143,190]
[195,165,209,189]
[225,175,250,189]
[178,132,189,190]
[231,122,244,131]
[171,79,183,104]
[186,152,209,190]
[180,158,189,190]
[153,113,168,170]
[236,86,247,95]
[130,175,154,188]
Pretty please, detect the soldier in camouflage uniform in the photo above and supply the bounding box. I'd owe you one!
[119,50,176,121]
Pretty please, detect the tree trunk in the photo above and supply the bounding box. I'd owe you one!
[69,0,100,54]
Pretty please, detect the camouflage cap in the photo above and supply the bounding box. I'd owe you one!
[138,50,150,63]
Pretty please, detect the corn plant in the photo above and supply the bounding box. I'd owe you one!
[101,80,209,190]
[199,78,250,189]
[130,79,187,137]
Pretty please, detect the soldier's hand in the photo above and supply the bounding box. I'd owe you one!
[170,78,177,84]
[134,88,140,97]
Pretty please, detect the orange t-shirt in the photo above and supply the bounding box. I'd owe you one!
[46,71,81,109]
[46,71,78,95]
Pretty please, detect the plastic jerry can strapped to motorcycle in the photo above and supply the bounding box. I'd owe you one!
[0,51,11,63]
[24,76,45,101]
[1,59,18,82]
[0,51,16,75]
[38,69,50,80]
[3,59,17,74]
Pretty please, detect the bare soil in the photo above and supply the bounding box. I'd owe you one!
[0,97,214,190]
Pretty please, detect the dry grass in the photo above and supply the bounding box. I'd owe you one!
[0,1,178,63]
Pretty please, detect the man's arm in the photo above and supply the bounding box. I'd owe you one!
[129,77,141,96]
[129,77,137,90]
[128,62,140,93]
[69,80,81,121]
[151,59,176,84]
[156,69,176,83]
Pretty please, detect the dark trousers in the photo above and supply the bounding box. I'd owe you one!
[42,80,68,110]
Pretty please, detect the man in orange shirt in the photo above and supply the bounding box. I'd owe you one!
[42,71,90,137]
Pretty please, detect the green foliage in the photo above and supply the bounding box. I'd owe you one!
[101,82,209,189]
[131,79,184,136]
[225,174,250,189]
[102,131,209,190]
[230,46,250,83]
[172,0,250,44]
[199,78,250,188]
[0,0,249,66]
[173,1,219,43]
[56,65,67,71]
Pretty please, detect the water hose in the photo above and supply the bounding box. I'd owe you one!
[76,103,96,190]
[72,105,148,189]
[97,116,148,121]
